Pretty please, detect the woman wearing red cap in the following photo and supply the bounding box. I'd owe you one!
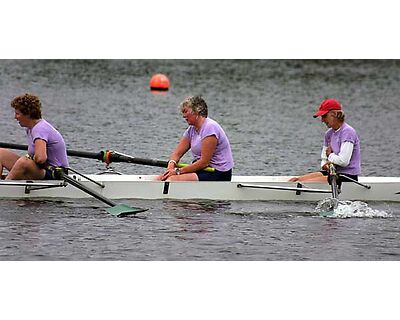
[289,98,361,183]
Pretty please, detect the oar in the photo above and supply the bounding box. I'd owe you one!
[54,168,147,217]
[318,164,340,217]
[0,142,105,159]
[329,164,339,201]
[107,151,215,172]
[0,142,215,172]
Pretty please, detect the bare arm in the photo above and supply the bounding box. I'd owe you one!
[160,135,217,181]
[160,137,190,181]
[179,135,217,174]
[167,137,191,168]
[33,139,47,165]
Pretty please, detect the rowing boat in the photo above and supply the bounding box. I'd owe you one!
[0,142,398,204]
[1,174,399,202]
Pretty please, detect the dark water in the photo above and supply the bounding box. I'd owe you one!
[1,60,400,260]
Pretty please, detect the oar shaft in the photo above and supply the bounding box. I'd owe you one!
[108,151,215,172]
[60,171,116,207]
[109,152,169,167]
[0,142,215,172]
[0,142,28,151]
[329,164,339,200]
[58,169,147,216]
[331,177,339,198]
[67,150,103,160]
[0,142,103,160]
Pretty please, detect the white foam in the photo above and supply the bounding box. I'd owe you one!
[315,198,392,218]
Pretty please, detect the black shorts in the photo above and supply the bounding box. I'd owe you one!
[43,167,68,180]
[196,169,232,181]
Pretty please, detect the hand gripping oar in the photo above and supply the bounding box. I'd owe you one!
[0,142,215,172]
[53,168,147,217]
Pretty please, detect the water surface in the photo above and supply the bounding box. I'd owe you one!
[1,60,399,260]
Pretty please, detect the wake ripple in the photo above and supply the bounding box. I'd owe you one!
[315,199,392,218]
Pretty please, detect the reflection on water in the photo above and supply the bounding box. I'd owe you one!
[163,199,232,213]
[161,200,232,240]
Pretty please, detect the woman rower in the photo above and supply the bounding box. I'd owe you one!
[0,93,69,180]
[159,96,234,181]
[289,98,361,183]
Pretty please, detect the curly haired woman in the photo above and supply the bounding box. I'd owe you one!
[0,93,69,180]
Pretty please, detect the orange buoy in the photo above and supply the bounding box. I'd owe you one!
[149,73,170,91]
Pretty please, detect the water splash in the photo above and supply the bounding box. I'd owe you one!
[315,198,392,218]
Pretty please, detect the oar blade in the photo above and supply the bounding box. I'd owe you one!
[317,198,339,217]
[106,204,148,217]
[60,170,148,217]
[319,210,335,218]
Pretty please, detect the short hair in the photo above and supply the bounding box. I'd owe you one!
[179,96,208,117]
[11,93,42,119]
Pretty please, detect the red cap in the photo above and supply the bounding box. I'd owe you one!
[313,99,342,118]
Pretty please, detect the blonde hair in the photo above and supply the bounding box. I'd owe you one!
[179,96,208,117]
[332,110,345,122]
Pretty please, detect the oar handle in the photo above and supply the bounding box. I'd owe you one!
[328,163,337,176]
[176,162,215,173]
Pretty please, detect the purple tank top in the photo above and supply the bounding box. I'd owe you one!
[26,119,69,167]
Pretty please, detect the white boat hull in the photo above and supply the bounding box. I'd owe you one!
[1,174,399,202]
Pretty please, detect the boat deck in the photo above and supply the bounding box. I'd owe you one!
[0,174,399,202]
